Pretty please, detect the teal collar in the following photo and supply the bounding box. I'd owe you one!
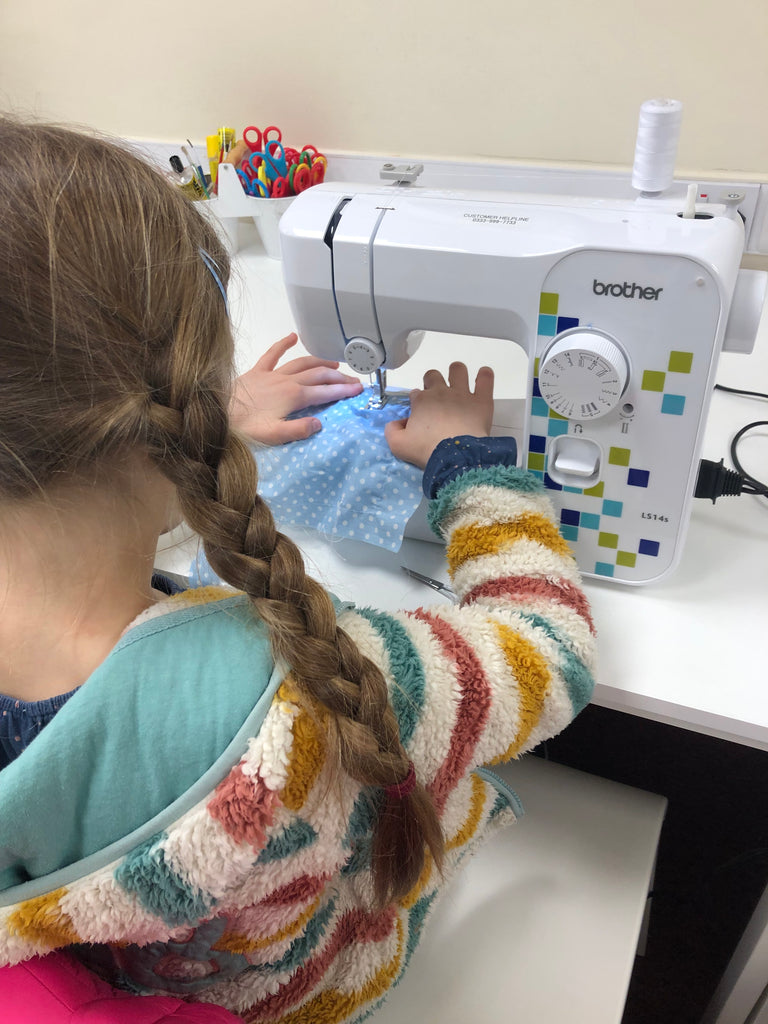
[0,591,277,898]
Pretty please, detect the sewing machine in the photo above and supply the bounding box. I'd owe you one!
[279,180,766,584]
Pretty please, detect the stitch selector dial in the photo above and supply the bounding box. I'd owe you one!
[344,337,386,374]
[538,330,629,420]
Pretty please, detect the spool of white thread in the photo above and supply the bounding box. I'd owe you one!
[631,98,683,194]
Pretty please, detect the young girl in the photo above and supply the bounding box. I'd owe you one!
[0,118,597,1023]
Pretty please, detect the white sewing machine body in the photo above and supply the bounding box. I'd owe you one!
[280,182,764,584]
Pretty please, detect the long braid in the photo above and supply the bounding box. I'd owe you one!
[147,323,444,906]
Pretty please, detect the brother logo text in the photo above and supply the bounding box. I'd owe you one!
[593,279,663,300]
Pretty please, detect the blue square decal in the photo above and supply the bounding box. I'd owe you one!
[531,397,550,418]
[639,539,660,557]
[557,316,579,333]
[594,562,615,577]
[560,508,580,526]
[602,499,623,517]
[529,434,547,453]
[581,513,601,530]
[532,377,542,398]
[544,473,563,491]
[538,314,558,337]
[560,524,579,542]
[547,419,569,437]
[628,468,650,488]
[661,394,686,416]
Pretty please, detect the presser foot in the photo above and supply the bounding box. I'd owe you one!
[365,391,410,410]
[365,369,410,410]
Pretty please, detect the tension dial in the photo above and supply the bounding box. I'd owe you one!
[538,330,629,420]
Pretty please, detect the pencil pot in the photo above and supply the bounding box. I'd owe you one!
[250,197,295,259]
[201,163,295,259]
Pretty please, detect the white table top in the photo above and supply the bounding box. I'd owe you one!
[157,224,768,751]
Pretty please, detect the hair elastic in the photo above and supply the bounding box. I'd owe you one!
[199,248,229,315]
[385,762,416,801]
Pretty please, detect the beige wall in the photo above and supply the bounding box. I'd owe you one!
[1,0,766,178]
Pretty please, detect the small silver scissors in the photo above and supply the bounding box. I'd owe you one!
[400,565,457,602]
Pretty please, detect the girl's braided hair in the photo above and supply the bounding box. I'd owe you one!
[0,117,443,906]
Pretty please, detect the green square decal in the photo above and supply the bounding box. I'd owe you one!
[598,532,619,549]
[668,351,693,373]
[616,550,637,568]
[642,370,666,392]
[583,481,605,498]
[549,409,567,421]
[540,292,558,315]
[527,452,545,472]
[608,447,631,466]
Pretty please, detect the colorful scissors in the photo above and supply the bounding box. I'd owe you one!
[236,127,326,197]
[310,157,326,185]
[239,158,260,184]
[298,147,327,182]
[289,162,311,194]
[242,125,282,155]
[238,159,266,192]
[271,175,291,198]
[284,156,326,195]
[236,168,269,198]
[299,144,324,162]
[244,142,287,182]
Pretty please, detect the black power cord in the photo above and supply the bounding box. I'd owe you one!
[694,458,749,502]
[727,419,768,496]
[694,384,768,502]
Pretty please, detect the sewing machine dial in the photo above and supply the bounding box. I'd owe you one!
[538,330,629,420]
[344,337,386,374]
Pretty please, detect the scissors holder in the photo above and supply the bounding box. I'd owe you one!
[200,163,293,259]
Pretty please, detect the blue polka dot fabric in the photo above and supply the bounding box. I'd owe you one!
[190,555,225,587]
[190,388,422,585]
[254,386,422,551]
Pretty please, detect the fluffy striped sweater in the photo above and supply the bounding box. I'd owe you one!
[0,456,596,1022]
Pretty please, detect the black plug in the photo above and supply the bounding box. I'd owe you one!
[694,459,745,503]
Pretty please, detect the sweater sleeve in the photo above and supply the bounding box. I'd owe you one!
[337,437,596,784]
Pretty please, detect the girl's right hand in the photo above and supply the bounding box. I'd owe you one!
[230,333,363,445]
[385,362,495,469]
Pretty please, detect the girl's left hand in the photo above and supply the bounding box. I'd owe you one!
[230,333,363,445]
